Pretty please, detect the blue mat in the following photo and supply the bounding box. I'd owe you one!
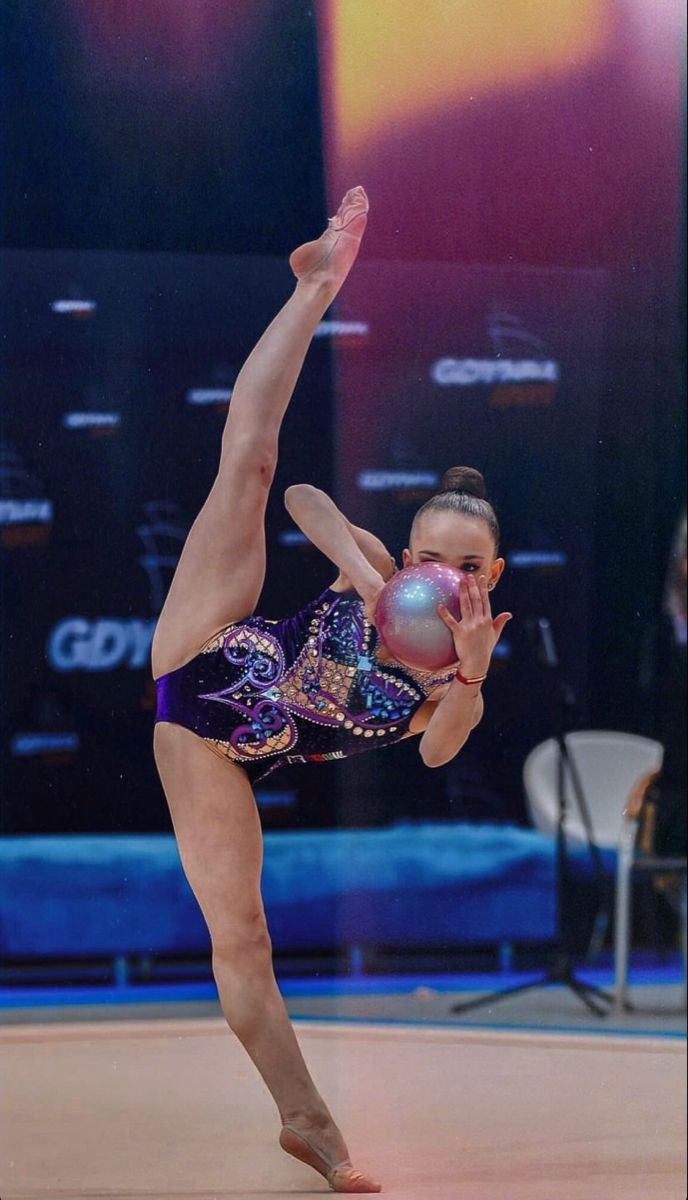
[0,822,612,960]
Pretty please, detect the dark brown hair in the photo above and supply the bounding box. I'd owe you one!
[412,466,500,549]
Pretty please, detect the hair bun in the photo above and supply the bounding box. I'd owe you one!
[440,466,486,499]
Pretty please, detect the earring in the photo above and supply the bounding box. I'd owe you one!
[487,582,495,591]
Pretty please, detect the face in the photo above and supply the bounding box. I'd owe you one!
[402,510,505,591]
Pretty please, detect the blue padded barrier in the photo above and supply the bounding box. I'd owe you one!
[0,823,611,960]
[0,835,207,958]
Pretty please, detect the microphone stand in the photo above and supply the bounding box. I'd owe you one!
[451,618,614,1018]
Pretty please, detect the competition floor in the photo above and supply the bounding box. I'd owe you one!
[1,1003,685,1200]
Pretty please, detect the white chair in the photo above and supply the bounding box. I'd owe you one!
[523,731,686,1011]
[523,731,663,848]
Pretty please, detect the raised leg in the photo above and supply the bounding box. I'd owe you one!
[151,187,369,680]
[153,722,381,1192]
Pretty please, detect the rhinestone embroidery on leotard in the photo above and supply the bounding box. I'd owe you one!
[157,588,455,777]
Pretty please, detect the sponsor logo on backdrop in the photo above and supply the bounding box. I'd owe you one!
[357,470,439,491]
[431,358,559,386]
[11,732,81,756]
[314,319,369,340]
[186,362,237,412]
[50,297,97,317]
[507,525,569,573]
[508,550,568,570]
[137,501,188,615]
[9,688,82,764]
[488,306,547,355]
[47,501,187,673]
[186,387,234,406]
[0,442,54,547]
[63,411,121,437]
[431,308,560,409]
[488,382,558,410]
[47,617,157,672]
[278,529,309,547]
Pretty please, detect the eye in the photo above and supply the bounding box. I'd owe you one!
[461,562,479,572]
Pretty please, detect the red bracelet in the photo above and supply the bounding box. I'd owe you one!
[454,667,488,686]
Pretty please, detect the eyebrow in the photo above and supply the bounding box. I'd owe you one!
[418,550,486,560]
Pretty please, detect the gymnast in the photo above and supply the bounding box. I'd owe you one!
[152,187,511,1193]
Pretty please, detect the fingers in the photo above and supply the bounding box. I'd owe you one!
[441,577,504,627]
[462,573,493,621]
[492,612,513,639]
[463,573,492,619]
[476,574,491,616]
[442,578,480,624]
[437,602,460,630]
[459,577,474,621]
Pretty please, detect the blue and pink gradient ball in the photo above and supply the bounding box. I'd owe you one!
[375,562,467,671]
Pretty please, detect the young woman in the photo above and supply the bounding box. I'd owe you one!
[152,187,511,1194]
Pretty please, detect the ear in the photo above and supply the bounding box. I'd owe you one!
[491,557,506,586]
[402,548,412,568]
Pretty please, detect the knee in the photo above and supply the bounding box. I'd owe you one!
[220,433,278,487]
[211,909,273,970]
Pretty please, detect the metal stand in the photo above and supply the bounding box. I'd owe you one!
[451,619,614,1018]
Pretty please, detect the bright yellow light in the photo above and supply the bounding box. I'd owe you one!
[327,0,611,155]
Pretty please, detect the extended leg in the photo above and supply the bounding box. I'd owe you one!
[152,187,369,679]
[220,186,369,457]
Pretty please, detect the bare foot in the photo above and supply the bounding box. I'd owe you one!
[289,186,369,291]
[279,1118,382,1193]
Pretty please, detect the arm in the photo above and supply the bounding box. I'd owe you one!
[419,573,511,768]
[284,484,392,611]
[418,686,484,768]
[341,522,398,585]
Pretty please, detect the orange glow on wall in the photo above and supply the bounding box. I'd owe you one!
[323,0,611,156]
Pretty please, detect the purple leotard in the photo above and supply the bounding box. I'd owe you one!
[154,586,454,783]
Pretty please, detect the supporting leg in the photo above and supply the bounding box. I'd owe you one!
[153,722,381,1192]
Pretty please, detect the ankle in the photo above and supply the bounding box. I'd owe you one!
[280,1102,332,1130]
[294,277,337,308]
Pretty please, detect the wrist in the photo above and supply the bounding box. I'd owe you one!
[455,652,490,676]
[454,664,489,686]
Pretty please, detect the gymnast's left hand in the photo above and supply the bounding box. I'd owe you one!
[437,574,512,678]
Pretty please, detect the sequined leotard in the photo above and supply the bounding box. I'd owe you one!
[154,586,454,784]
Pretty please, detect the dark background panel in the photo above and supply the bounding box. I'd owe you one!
[0,248,337,831]
[1,0,327,256]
